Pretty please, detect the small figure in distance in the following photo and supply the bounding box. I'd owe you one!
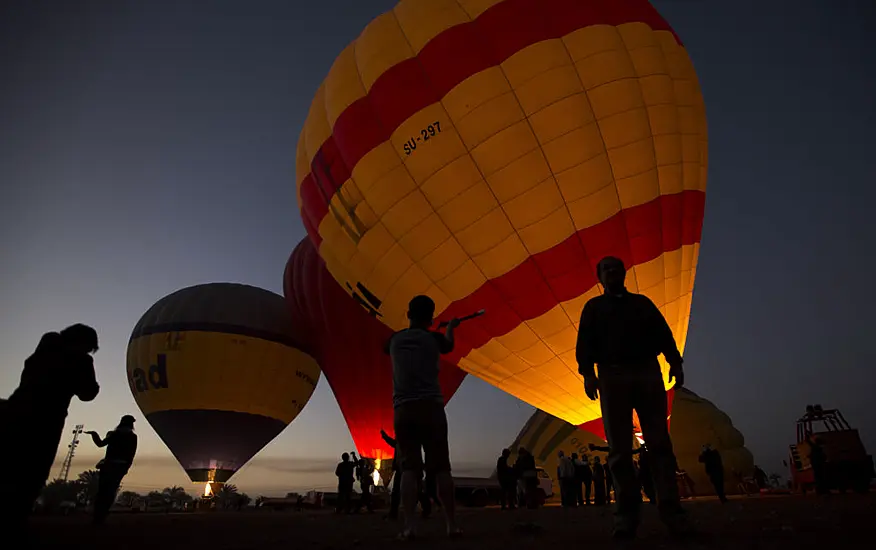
[0,324,100,536]
[496,448,517,511]
[556,450,577,508]
[384,295,461,540]
[86,414,138,524]
[576,257,688,539]
[335,452,356,514]
[573,451,593,506]
[357,456,375,513]
[698,444,727,503]
[513,447,539,510]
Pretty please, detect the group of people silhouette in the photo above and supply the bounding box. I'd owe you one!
[4,254,692,543]
[552,447,617,508]
[334,451,376,514]
[0,324,138,537]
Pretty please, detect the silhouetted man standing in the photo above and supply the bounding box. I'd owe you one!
[578,453,594,505]
[87,415,138,524]
[385,295,461,539]
[576,257,687,539]
[357,457,374,513]
[557,450,577,508]
[1,324,100,535]
[497,449,516,510]
[335,453,355,514]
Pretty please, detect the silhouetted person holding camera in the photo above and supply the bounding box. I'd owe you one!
[0,324,100,535]
[576,257,688,539]
[87,414,138,524]
[385,295,461,540]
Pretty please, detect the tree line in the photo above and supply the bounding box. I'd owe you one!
[38,470,254,514]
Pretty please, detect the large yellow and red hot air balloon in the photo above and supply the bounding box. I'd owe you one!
[296,0,706,429]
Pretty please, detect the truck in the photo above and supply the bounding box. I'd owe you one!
[787,404,874,494]
[453,467,554,507]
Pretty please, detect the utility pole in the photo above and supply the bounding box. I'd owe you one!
[57,424,84,482]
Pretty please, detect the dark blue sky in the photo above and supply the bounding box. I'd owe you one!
[1,0,874,495]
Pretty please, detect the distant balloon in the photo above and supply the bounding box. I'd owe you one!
[295,0,707,428]
[668,387,755,495]
[284,237,466,460]
[508,387,753,497]
[127,283,320,483]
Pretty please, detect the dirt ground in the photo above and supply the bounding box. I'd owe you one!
[28,493,875,550]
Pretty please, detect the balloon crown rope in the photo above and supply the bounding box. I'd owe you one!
[437,309,485,328]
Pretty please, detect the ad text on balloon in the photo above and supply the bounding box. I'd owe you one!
[130,353,170,393]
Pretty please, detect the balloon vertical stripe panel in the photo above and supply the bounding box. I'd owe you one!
[127,283,320,483]
[295,0,707,428]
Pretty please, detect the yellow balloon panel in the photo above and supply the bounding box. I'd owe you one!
[127,331,320,424]
[297,0,707,428]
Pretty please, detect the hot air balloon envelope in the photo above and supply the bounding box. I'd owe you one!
[295,0,706,428]
[127,283,320,483]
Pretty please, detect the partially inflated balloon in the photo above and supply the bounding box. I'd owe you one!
[508,388,753,496]
[284,237,467,460]
[668,388,755,495]
[296,0,707,427]
[127,283,320,483]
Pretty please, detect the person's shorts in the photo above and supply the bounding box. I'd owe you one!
[394,399,451,473]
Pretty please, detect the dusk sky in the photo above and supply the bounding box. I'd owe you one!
[1,0,874,497]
